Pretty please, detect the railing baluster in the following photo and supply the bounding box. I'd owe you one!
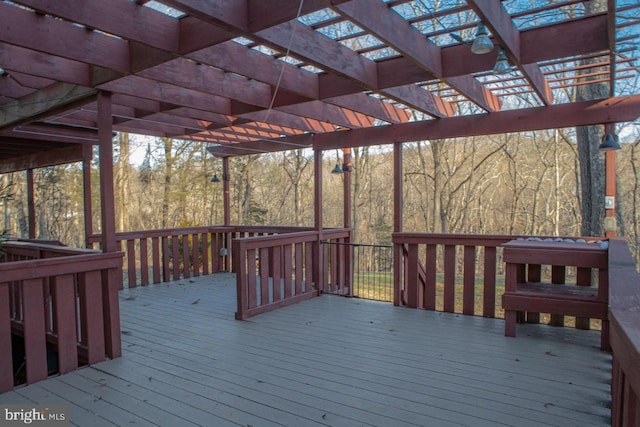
[127,239,136,288]
[463,245,476,316]
[443,245,456,313]
[22,278,48,384]
[482,246,497,318]
[52,274,78,374]
[140,238,149,286]
[0,282,13,393]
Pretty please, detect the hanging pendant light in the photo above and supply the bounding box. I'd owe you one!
[210,174,221,182]
[599,133,621,152]
[331,164,344,174]
[493,48,510,74]
[471,22,493,54]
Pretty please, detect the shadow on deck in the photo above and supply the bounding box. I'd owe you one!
[0,273,611,426]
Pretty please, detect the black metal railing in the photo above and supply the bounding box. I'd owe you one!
[323,241,393,302]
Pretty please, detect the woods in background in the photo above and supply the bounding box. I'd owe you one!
[1,127,639,265]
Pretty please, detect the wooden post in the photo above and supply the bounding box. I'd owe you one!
[82,143,93,247]
[222,156,230,226]
[98,92,116,253]
[26,168,35,239]
[97,91,122,359]
[314,148,323,293]
[393,142,403,306]
[604,123,617,238]
[343,148,353,295]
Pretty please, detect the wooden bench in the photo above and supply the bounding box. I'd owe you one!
[502,240,609,350]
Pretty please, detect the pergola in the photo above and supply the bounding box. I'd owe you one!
[2,3,640,422]
[1,0,639,242]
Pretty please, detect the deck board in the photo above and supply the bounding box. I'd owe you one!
[1,273,610,426]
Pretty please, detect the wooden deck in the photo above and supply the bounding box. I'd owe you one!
[0,273,611,426]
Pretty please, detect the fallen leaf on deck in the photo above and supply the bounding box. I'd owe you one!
[192,299,200,305]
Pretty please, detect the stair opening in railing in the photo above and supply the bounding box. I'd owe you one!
[323,241,393,302]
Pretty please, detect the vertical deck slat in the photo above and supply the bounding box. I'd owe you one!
[233,242,247,320]
[0,282,13,393]
[526,264,541,323]
[23,278,48,384]
[203,234,210,275]
[424,244,437,311]
[52,274,78,374]
[305,241,313,291]
[162,237,170,282]
[575,267,591,330]
[127,239,137,288]
[272,246,282,302]
[406,244,419,308]
[247,249,257,309]
[140,238,149,286]
[283,244,293,299]
[172,236,180,281]
[443,245,456,313]
[295,243,303,295]
[482,246,496,318]
[259,248,270,305]
[182,235,190,279]
[79,271,105,365]
[211,232,220,273]
[463,245,475,316]
[152,237,161,284]
[192,234,201,277]
[550,265,566,326]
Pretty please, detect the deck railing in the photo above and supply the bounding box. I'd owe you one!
[0,242,123,393]
[608,238,640,427]
[88,226,314,289]
[234,228,352,319]
[393,233,604,322]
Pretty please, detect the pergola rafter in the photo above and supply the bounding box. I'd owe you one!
[0,0,637,164]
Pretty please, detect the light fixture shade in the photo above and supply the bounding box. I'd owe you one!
[210,174,221,182]
[599,133,621,152]
[471,23,493,54]
[493,48,510,74]
[331,164,344,174]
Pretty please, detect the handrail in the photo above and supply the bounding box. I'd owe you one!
[608,238,640,427]
[393,233,606,319]
[0,242,123,393]
[86,225,318,288]
[234,228,352,319]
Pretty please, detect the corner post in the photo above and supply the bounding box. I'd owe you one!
[97,91,121,359]
[393,142,403,306]
[26,169,35,239]
[314,148,324,294]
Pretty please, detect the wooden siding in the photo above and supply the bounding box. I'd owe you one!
[1,274,610,426]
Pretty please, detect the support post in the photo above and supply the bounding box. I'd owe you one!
[222,156,230,226]
[342,148,353,295]
[97,91,121,359]
[314,149,323,293]
[604,123,617,238]
[26,169,35,239]
[393,142,403,306]
[82,143,93,247]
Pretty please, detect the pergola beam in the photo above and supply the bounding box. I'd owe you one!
[208,95,640,156]
[0,82,97,130]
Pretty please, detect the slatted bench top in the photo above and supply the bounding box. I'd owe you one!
[512,282,600,299]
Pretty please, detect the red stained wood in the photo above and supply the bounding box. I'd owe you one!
[271,246,282,302]
[405,243,419,309]
[258,21,378,90]
[127,240,137,288]
[259,247,270,305]
[52,274,78,374]
[0,283,13,393]
[443,245,456,313]
[247,248,257,309]
[79,271,105,364]
[482,246,497,318]
[22,278,48,383]
[182,235,190,279]
[151,237,161,283]
[201,233,209,275]
[140,238,149,285]
[0,3,130,73]
[462,246,475,316]
[283,245,293,299]
[294,243,303,296]
[171,236,180,280]
[162,237,170,282]
[424,245,437,311]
